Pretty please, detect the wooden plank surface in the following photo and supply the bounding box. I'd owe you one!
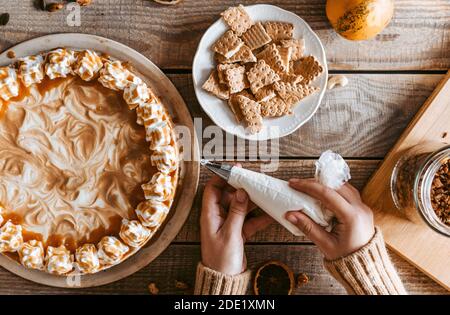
[168,73,444,158]
[363,72,450,290]
[0,0,448,295]
[0,244,446,295]
[0,0,449,70]
[175,159,380,243]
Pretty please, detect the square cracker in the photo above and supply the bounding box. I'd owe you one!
[202,70,230,100]
[291,55,324,84]
[224,66,249,94]
[241,22,272,50]
[274,81,319,106]
[257,43,289,74]
[212,30,244,58]
[217,63,240,84]
[254,85,276,102]
[279,73,303,84]
[280,38,305,61]
[221,5,253,36]
[228,90,253,122]
[264,22,294,42]
[260,96,292,117]
[236,95,263,134]
[246,60,280,94]
[215,45,257,64]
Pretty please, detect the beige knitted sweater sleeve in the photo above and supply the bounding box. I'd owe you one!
[194,228,407,295]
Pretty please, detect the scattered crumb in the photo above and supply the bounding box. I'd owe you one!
[148,282,159,295]
[0,13,9,26]
[443,132,448,139]
[76,0,92,6]
[175,280,190,290]
[296,273,309,287]
[46,3,64,12]
[6,50,15,59]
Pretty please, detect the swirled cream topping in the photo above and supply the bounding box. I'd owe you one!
[18,55,45,87]
[0,76,157,249]
[0,67,19,101]
[0,221,23,252]
[142,172,175,202]
[97,236,129,265]
[46,245,73,275]
[75,243,100,274]
[18,240,45,270]
[135,200,169,229]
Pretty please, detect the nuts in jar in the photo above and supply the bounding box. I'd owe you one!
[391,143,450,237]
[431,159,450,226]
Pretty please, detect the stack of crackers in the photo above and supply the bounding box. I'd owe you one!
[202,4,324,134]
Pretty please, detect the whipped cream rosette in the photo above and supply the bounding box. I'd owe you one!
[142,172,175,202]
[17,55,45,87]
[75,243,100,274]
[146,120,172,149]
[18,240,45,270]
[136,200,170,229]
[123,81,151,110]
[98,60,136,91]
[0,67,20,101]
[45,48,77,79]
[45,245,74,275]
[97,236,129,265]
[137,101,164,126]
[73,50,104,81]
[151,145,178,173]
[0,221,23,253]
[0,206,4,226]
[0,48,179,275]
[119,219,151,248]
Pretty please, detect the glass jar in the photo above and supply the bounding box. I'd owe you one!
[391,143,450,237]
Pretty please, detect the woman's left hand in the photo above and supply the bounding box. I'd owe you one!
[200,173,274,275]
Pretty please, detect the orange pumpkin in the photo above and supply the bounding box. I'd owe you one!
[326,0,394,41]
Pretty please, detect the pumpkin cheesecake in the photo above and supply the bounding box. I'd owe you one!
[0,48,179,275]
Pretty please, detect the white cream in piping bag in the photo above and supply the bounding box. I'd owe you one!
[215,151,350,236]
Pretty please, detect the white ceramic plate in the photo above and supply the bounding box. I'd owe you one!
[193,4,328,141]
[0,34,200,288]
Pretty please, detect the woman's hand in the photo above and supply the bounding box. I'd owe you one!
[200,174,274,275]
[285,179,375,261]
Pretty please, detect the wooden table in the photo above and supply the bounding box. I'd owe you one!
[0,0,449,295]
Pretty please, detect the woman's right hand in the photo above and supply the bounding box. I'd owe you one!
[285,179,375,261]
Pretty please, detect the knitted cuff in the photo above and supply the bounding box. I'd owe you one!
[194,262,251,295]
[323,227,407,295]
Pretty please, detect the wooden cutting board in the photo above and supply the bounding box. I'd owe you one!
[362,71,450,291]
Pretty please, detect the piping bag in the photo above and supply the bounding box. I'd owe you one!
[201,151,351,236]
